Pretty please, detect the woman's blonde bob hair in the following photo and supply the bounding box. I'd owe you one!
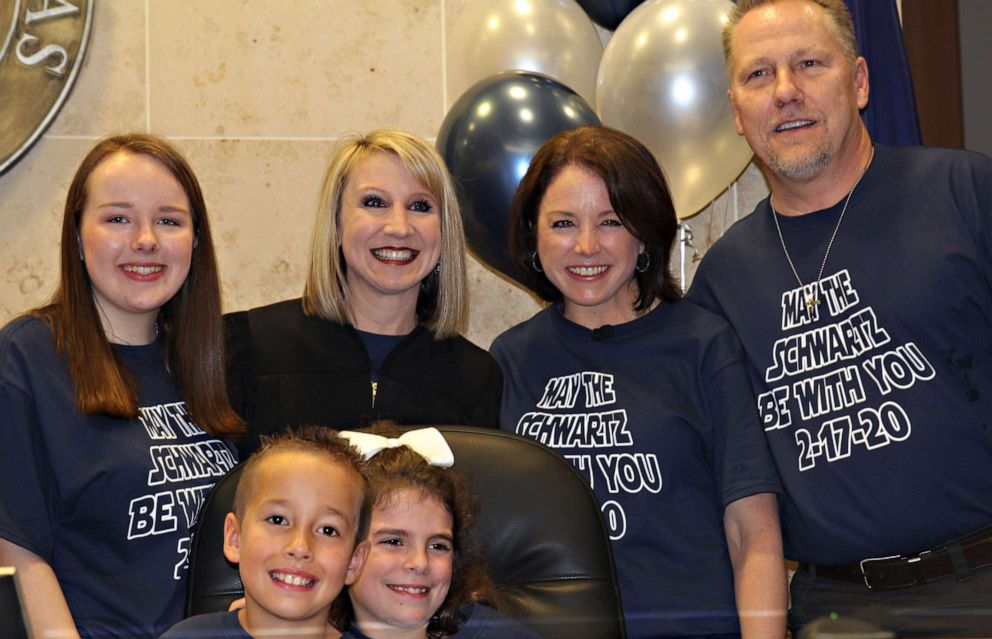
[303,129,467,338]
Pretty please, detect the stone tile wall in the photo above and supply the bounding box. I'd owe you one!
[0,0,767,348]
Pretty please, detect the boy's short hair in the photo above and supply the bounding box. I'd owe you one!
[233,425,372,543]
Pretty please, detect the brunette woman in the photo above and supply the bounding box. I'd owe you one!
[491,125,786,639]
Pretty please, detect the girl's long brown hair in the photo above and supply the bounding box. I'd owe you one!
[32,133,243,438]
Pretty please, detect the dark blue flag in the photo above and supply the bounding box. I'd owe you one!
[846,0,922,145]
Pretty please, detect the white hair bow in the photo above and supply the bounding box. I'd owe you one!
[339,427,454,467]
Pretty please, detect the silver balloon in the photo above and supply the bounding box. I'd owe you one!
[596,0,752,219]
[447,0,604,109]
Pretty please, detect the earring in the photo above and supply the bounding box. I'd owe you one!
[530,251,543,273]
[422,261,441,291]
[635,251,650,273]
[77,232,84,261]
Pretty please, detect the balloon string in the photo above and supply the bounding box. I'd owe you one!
[679,179,739,292]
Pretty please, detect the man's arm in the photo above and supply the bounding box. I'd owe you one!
[724,492,787,639]
[0,538,79,639]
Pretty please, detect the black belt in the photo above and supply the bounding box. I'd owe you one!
[799,525,992,590]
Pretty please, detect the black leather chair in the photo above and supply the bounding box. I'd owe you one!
[185,425,626,638]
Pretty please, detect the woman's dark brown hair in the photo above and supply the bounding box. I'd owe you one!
[331,422,496,637]
[32,133,243,438]
[508,124,682,310]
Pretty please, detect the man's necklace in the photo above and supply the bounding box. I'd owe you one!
[770,147,875,312]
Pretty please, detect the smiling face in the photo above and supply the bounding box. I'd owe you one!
[727,0,869,184]
[224,450,367,636]
[78,151,195,341]
[349,487,454,636]
[338,151,442,329]
[536,164,644,329]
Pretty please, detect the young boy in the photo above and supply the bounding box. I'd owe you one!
[161,426,370,638]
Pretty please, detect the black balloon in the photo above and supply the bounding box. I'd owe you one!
[437,71,600,288]
[576,0,645,30]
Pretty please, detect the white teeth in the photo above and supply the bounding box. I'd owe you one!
[568,266,608,276]
[391,585,428,594]
[776,120,814,132]
[123,265,163,275]
[373,249,415,261]
[271,572,314,587]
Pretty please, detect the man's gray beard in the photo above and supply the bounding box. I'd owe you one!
[767,146,833,181]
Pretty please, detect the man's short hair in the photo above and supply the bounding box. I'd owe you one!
[722,0,859,75]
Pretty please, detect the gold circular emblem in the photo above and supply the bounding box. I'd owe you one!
[0,0,93,175]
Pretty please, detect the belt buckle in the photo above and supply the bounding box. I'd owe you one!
[858,554,902,589]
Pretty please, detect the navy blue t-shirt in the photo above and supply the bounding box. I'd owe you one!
[0,317,238,638]
[689,145,992,565]
[354,328,407,382]
[491,302,779,638]
[341,602,542,639]
[159,611,249,638]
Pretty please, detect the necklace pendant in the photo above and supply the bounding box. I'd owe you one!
[771,146,875,318]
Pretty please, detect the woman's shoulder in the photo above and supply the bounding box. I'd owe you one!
[226,299,356,365]
[658,300,748,371]
[232,298,311,332]
[490,307,555,353]
[430,329,495,360]
[0,315,55,363]
[1,314,48,338]
[402,329,501,384]
[662,298,737,337]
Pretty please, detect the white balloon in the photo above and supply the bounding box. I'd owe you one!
[597,0,752,219]
[447,0,604,109]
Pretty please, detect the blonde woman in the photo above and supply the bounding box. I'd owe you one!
[227,130,501,453]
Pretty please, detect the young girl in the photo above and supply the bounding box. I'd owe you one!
[0,134,243,638]
[336,426,541,639]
